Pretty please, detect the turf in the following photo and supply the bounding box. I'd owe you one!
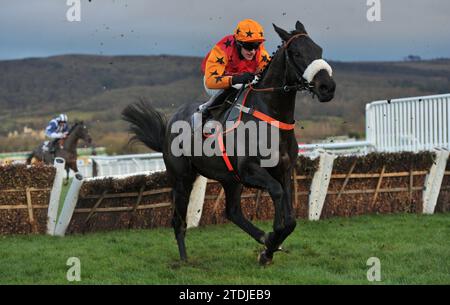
[0,213,449,284]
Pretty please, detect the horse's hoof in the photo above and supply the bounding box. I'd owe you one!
[258,233,269,245]
[179,252,188,262]
[258,250,273,266]
[275,246,289,253]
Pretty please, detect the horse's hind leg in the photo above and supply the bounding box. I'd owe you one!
[170,169,197,261]
[26,151,34,165]
[222,182,266,244]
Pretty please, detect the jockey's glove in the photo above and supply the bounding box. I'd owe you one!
[231,72,255,85]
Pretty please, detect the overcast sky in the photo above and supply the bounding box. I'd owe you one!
[1,0,449,61]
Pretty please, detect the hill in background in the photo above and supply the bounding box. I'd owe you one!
[0,55,449,153]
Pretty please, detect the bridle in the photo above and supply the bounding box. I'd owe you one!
[251,33,315,93]
[283,33,315,92]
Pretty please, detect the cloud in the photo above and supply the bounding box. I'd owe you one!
[0,0,449,61]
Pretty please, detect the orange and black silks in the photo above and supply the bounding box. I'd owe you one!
[201,34,271,89]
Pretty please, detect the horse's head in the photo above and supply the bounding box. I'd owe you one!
[273,21,336,103]
[70,120,92,144]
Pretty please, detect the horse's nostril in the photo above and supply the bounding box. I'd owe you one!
[330,82,336,92]
[319,84,328,93]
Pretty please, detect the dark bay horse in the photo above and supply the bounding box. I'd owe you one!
[122,21,336,265]
[27,121,92,180]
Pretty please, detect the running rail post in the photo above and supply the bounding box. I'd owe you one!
[186,175,208,229]
[423,149,449,214]
[308,150,336,220]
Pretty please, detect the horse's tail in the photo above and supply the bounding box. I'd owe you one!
[121,100,167,152]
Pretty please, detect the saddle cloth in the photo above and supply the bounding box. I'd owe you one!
[191,88,248,136]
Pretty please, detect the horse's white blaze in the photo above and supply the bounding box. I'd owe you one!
[302,59,333,83]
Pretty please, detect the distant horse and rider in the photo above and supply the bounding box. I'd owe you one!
[123,20,336,265]
[26,114,93,181]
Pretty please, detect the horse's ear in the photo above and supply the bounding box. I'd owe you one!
[273,23,291,42]
[295,21,307,33]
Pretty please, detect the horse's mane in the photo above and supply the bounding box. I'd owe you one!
[257,29,307,83]
[256,45,280,82]
[68,120,83,134]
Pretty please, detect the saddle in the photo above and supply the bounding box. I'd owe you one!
[191,88,246,136]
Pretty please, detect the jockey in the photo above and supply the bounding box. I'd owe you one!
[44,114,69,153]
[199,19,271,116]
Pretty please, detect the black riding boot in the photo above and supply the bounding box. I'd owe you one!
[199,89,236,120]
[199,90,223,119]
[49,139,59,154]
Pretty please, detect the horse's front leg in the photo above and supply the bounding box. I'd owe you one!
[241,163,296,265]
[63,166,70,185]
[63,161,77,185]
[264,167,296,250]
[257,169,296,265]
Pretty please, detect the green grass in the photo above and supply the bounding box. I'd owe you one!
[58,178,72,214]
[0,213,449,284]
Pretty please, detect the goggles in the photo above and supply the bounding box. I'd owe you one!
[236,41,261,51]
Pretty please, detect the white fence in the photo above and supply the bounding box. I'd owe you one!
[76,159,94,178]
[298,140,374,157]
[90,153,165,177]
[366,93,450,152]
[299,93,450,155]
